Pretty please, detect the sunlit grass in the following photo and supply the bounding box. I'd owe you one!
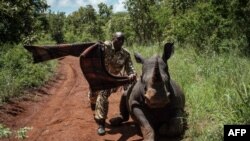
[0,44,57,104]
[127,44,250,141]
[0,43,249,140]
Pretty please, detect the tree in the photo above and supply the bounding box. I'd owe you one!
[0,0,49,43]
[167,0,250,54]
[47,12,66,44]
[106,12,134,45]
[98,2,113,24]
[64,5,102,42]
[125,0,157,44]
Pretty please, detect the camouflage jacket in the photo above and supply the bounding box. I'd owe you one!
[103,41,135,76]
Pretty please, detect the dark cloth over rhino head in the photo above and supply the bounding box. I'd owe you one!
[134,43,174,108]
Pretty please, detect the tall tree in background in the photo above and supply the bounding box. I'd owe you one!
[98,2,113,24]
[106,12,134,45]
[125,0,157,44]
[84,5,101,39]
[47,12,66,44]
[149,1,171,45]
[231,0,250,54]
[0,0,49,43]
[65,5,103,42]
[165,0,250,54]
[97,2,113,40]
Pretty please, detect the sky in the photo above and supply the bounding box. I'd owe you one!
[47,0,127,15]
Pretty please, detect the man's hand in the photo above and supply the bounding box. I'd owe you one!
[128,73,137,82]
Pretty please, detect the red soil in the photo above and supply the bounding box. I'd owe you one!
[0,56,142,141]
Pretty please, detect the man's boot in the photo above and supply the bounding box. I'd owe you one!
[96,119,106,135]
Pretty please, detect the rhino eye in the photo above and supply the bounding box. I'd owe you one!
[144,86,147,92]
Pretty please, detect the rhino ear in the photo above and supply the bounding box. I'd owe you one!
[162,42,174,62]
[134,52,144,64]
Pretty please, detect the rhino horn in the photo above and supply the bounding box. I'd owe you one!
[152,58,162,83]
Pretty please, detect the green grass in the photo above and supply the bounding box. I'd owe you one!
[126,44,250,141]
[0,44,57,103]
[0,124,12,138]
[0,43,57,139]
[0,124,32,139]
[0,43,249,140]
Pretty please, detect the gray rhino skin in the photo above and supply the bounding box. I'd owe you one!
[110,43,186,141]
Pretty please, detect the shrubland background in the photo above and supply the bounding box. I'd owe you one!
[0,0,250,140]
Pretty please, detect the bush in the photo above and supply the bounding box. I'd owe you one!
[0,44,57,103]
[128,44,250,140]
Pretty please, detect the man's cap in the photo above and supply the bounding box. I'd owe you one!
[113,32,125,40]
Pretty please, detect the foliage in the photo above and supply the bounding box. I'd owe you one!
[0,44,56,103]
[106,12,134,45]
[129,44,250,140]
[166,0,250,54]
[1,1,250,140]
[0,0,49,44]
[125,0,158,44]
[47,12,66,44]
[170,47,250,140]
[0,124,12,138]
[2,0,248,54]
[63,5,103,42]
[98,2,113,25]
[0,124,33,140]
[16,127,32,139]
[123,0,250,54]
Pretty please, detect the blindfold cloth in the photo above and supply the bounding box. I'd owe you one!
[24,42,130,91]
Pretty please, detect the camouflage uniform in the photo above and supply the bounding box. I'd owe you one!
[89,41,135,121]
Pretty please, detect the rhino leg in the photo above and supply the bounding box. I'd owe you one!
[120,92,129,120]
[158,110,185,137]
[132,107,155,141]
[109,92,129,126]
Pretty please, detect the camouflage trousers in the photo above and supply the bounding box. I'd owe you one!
[88,88,119,120]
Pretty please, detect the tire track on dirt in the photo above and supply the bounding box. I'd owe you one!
[0,56,144,141]
[25,58,80,141]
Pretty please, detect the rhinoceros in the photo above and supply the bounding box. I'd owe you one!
[110,43,186,141]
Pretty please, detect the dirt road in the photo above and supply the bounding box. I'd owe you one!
[0,56,142,141]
